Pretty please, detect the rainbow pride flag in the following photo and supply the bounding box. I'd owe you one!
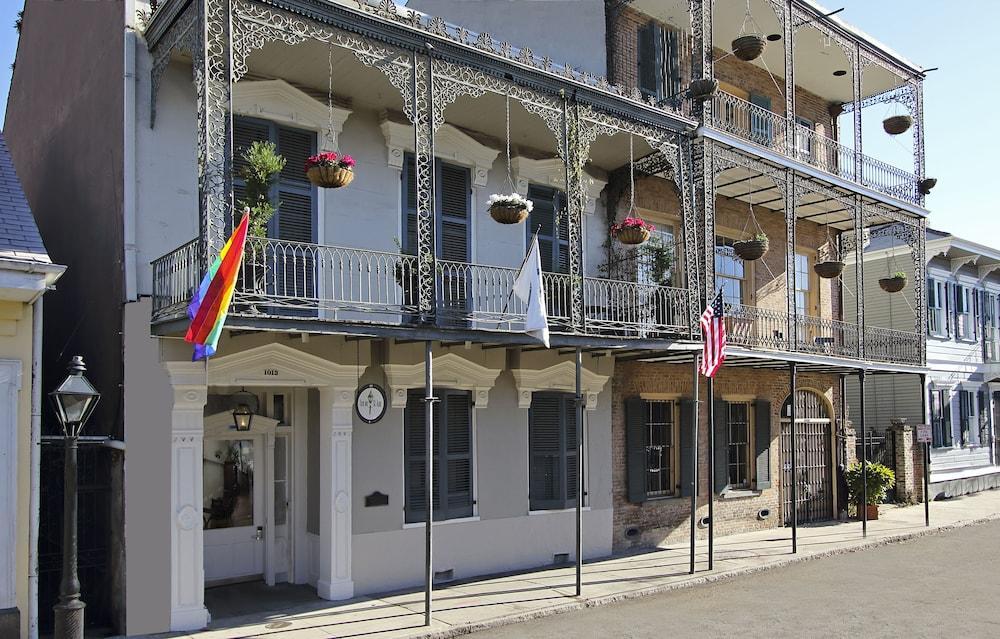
[185,211,250,361]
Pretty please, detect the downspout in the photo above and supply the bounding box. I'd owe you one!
[28,295,42,639]
[123,27,138,302]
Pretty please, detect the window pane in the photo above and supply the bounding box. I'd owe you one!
[727,403,750,488]
[645,401,674,497]
[204,440,255,530]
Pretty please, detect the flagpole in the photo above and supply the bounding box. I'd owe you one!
[707,373,714,571]
[690,351,699,575]
[574,346,583,596]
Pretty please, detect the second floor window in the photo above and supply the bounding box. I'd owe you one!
[526,185,569,274]
[715,236,746,307]
[955,285,976,341]
[985,292,999,361]
[637,21,681,103]
[927,279,946,337]
[402,154,472,262]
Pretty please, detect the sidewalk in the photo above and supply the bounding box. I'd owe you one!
[163,490,1000,639]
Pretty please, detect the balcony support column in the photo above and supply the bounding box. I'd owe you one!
[697,138,716,307]
[412,49,437,322]
[912,81,926,200]
[782,0,795,126]
[689,0,714,124]
[785,170,796,350]
[195,0,234,263]
[852,43,863,182]
[562,95,586,331]
[854,196,865,359]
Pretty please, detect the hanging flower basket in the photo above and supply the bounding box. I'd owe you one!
[487,193,533,225]
[882,115,913,135]
[688,78,719,101]
[733,236,769,261]
[732,35,766,61]
[611,216,654,246]
[814,260,845,279]
[878,273,907,293]
[305,152,356,188]
[918,178,937,195]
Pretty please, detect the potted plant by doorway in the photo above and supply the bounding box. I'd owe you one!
[845,460,895,521]
[305,151,356,189]
[878,271,908,293]
[733,233,769,261]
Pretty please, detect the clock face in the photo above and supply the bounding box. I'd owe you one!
[356,384,387,424]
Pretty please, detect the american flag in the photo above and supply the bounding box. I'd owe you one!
[700,289,727,378]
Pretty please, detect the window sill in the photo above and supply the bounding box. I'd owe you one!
[645,494,682,502]
[529,506,591,516]
[402,515,480,530]
[720,489,762,500]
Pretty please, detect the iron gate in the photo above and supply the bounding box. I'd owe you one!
[781,391,833,525]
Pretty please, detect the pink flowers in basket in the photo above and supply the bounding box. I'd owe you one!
[610,216,655,237]
[304,151,356,171]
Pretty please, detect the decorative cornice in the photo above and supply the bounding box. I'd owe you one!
[233,79,353,151]
[379,117,499,186]
[382,352,501,408]
[207,342,365,388]
[510,361,609,410]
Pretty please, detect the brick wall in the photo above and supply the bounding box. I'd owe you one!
[611,360,841,550]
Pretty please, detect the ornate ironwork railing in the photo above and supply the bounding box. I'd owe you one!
[710,91,921,204]
[151,238,201,319]
[796,314,860,359]
[583,277,690,336]
[726,304,789,351]
[865,325,923,366]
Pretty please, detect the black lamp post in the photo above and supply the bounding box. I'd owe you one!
[49,356,100,639]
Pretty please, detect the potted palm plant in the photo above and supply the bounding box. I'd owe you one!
[733,233,769,261]
[879,271,908,293]
[236,141,286,307]
[845,461,896,521]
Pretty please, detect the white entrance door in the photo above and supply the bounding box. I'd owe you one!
[204,437,266,584]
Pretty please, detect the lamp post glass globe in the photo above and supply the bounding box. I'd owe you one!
[49,355,100,436]
[231,389,256,431]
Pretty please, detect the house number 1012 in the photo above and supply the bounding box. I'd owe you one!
[264,369,279,376]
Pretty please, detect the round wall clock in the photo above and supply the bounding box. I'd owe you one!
[356,384,387,424]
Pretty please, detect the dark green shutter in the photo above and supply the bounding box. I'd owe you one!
[402,153,418,255]
[565,394,578,506]
[679,399,696,497]
[713,399,729,494]
[404,389,437,523]
[754,400,772,489]
[625,398,647,503]
[404,389,472,523]
[437,162,470,261]
[529,393,563,510]
[749,93,773,144]
[445,391,473,517]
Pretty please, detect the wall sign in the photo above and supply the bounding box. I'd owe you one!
[916,423,933,444]
[356,384,387,424]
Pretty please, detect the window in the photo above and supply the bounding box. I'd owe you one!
[749,93,774,146]
[528,392,579,510]
[984,292,999,360]
[726,402,752,488]
[715,235,746,307]
[794,253,812,317]
[637,21,681,103]
[404,389,473,523]
[794,116,814,160]
[930,389,953,448]
[955,285,976,341]
[644,401,677,497]
[401,154,471,260]
[637,225,677,288]
[527,184,569,274]
[927,279,946,337]
[959,390,976,447]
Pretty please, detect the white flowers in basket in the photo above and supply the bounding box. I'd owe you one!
[488,192,534,213]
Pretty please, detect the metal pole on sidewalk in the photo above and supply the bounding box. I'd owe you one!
[789,361,797,554]
[707,374,714,571]
[424,341,435,627]
[690,352,699,575]
[859,368,868,538]
[575,347,584,596]
[920,372,929,527]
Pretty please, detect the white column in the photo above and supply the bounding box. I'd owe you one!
[317,386,354,600]
[165,362,210,631]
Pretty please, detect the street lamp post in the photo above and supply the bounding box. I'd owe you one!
[49,356,100,639]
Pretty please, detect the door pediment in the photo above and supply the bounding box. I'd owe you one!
[207,343,361,388]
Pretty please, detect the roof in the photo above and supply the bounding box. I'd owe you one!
[0,132,52,264]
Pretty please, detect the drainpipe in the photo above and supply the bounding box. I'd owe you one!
[28,296,43,639]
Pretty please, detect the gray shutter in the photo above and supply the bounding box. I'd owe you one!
[529,392,564,510]
[664,29,681,100]
[754,400,772,489]
[637,22,657,98]
[402,153,418,255]
[941,391,952,446]
[679,399,696,497]
[625,398,648,503]
[713,399,729,494]
[404,389,439,523]
[528,184,557,272]
[275,126,317,306]
[749,93,773,145]
[564,394,578,508]
[444,391,474,517]
[233,117,271,233]
[437,162,470,262]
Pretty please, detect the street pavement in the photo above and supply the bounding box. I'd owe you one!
[468,519,1000,639]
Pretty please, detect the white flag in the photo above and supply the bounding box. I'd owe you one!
[513,235,550,348]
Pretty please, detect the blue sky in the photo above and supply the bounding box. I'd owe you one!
[0,1,992,239]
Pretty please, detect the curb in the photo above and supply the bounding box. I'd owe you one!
[410,513,1000,639]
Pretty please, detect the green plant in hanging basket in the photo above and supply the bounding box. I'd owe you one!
[733,233,769,261]
[236,141,286,238]
[879,271,907,293]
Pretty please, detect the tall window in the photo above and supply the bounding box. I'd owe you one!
[526,184,569,274]
[637,225,677,288]
[528,392,579,510]
[984,292,999,361]
[644,401,677,497]
[637,21,681,103]
[715,235,746,307]
[404,389,473,523]
[401,154,471,260]
[930,388,953,448]
[928,279,946,337]
[794,116,815,161]
[955,285,976,341]
[794,253,811,317]
[727,402,752,488]
[958,390,976,447]
[749,93,774,146]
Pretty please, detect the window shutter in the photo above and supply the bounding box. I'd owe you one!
[529,392,564,510]
[754,400,772,489]
[941,391,953,447]
[444,391,474,517]
[402,153,418,255]
[679,399,696,497]
[637,22,657,97]
[929,389,941,448]
[713,399,729,494]
[625,398,648,503]
[277,125,314,186]
[437,162,470,262]
[404,389,439,523]
[565,394,579,507]
[527,185,569,275]
[664,29,681,100]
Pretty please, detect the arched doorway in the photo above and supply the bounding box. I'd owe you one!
[780,390,834,524]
